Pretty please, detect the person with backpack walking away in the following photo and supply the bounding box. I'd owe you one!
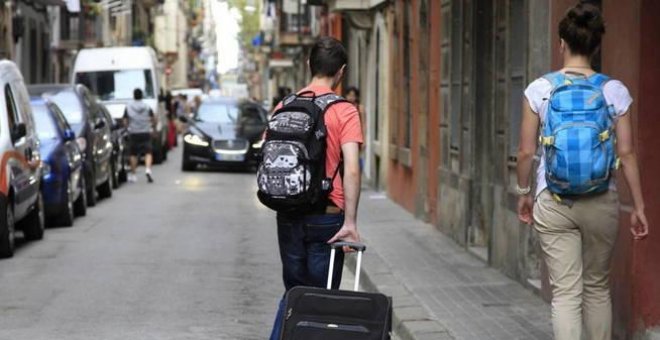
[516,4,649,340]
[124,88,156,183]
[257,37,363,340]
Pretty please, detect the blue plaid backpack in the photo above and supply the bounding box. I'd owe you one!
[541,72,618,196]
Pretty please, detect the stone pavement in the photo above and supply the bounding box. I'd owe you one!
[344,190,554,340]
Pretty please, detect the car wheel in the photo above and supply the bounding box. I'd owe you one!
[118,161,128,183]
[22,192,45,241]
[74,176,87,217]
[111,159,119,189]
[58,180,75,227]
[0,200,15,258]
[98,175,112,199]
[86,168,97,207]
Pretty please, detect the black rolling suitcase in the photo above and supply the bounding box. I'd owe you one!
[279,242,392,340]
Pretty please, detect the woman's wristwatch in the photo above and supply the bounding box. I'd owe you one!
[515,185,532,196]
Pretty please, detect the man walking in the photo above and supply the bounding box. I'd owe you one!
[124,88,156,183]
[264,37,363,339]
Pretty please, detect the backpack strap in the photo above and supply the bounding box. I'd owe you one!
[543,71,568,89]
[281,93,298,106]
[587,73,611,88]
[313,93,348,113]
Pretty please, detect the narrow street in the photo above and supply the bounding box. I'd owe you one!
[0,149,283,340]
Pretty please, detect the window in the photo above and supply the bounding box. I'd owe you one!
[4,85,18,135]
[50,90,84,130]
[403,1,412,148]
[75,69,155,101]
[32,104,59,141]
[197,102,239,124]
[49,103,71,133]
[374,30,381,142]
[508,0,525,157]
[390,11,399,145]
[450,0,463,149]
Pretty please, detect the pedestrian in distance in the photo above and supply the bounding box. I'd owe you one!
[516,3,648,340]
[257,37,363,340]
[124,88,156,183]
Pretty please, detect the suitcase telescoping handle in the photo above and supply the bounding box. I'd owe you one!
[327,242,367,291]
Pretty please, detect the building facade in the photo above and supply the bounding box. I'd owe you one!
[381,0,660,338]
[154,0,189,89]
[14,0,54,84]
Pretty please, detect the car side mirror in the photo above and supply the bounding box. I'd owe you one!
[11,123,27,141]
[63,129,75,141]
[94,119,106,130]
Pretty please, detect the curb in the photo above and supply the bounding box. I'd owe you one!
[344,238,455,340]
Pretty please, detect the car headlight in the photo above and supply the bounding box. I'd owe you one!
[252,139,264,149]
[184,133,209,147]
[76,137,87,151]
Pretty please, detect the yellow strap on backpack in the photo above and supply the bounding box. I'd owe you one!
[540,136,555,146]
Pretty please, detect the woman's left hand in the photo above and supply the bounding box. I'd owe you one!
[517,195,534,225]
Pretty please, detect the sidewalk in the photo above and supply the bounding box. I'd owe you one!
[346,190,553,340]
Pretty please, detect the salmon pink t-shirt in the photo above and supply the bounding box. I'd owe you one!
[274,85,363,209]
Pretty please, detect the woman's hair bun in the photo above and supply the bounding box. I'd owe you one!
[567,3,605,33]
[559,2,606,56]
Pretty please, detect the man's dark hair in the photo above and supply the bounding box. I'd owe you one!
[559,3,605,57]
[309,37,347,78]
[134,88,144,100]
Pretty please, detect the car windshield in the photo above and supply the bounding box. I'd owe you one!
[32,104,59,140]
[75,69,155,101]
[49,91,83,129]
[197,102,238,124]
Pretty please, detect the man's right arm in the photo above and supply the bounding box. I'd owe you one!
[340,142,361,229]
[327,142,361,250]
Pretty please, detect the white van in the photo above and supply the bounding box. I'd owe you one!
[72,47,169,163]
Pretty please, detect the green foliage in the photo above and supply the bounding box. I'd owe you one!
[227,0,261,50]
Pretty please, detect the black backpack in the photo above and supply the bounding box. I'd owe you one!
[257,92,346,213]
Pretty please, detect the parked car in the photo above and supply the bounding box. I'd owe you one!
[30,98,86,227]
[99,104,128,188]
[180,98,267,171]
[72,46,170,164]
[0,60,45,258]
[28,84,114,207]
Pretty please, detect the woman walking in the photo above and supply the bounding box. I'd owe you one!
[516,3,648,340]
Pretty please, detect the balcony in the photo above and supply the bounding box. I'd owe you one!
[277,6,317,47]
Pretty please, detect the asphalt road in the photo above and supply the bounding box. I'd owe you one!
[0,147,285,340]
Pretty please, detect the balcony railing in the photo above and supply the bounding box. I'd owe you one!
[278,5,317,46]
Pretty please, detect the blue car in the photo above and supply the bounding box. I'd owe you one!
[31,98,86,227]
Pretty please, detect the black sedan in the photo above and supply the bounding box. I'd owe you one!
[180,98,267,171]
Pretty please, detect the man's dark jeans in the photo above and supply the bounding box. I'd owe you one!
[269,212,345,340]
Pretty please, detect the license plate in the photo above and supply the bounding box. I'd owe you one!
[216,153,245,162]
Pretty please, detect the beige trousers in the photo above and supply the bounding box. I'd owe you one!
[533,190,619,340]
